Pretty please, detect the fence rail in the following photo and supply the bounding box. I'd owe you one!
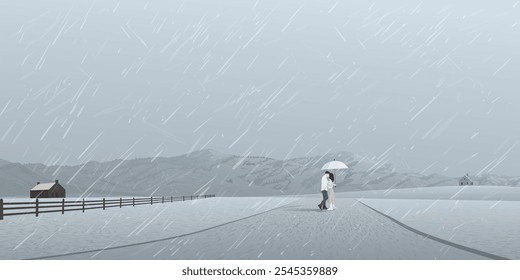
[0,195,215,220]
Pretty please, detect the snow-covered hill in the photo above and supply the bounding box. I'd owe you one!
[0,163,52,197]
[17,149,452,197]
[1,149,518,197]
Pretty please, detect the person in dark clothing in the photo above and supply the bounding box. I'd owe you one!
[318,171,330,210]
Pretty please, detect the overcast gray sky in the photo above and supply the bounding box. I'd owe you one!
[1,0,520,176]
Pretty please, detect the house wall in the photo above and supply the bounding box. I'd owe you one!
[459,178,474,186]
[48,185,66,198]
[30,190,49,198]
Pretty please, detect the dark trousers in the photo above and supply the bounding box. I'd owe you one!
[319,190,328,209]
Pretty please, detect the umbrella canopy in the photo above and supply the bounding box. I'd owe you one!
[321,159,348,189]
[321,160,348,170]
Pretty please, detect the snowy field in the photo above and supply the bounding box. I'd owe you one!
[21,197,486,260]
[337,185,520,201]
[352,186,520,260]
[359,198,520,259]
[1,186,517,260]
[0,196,296,259]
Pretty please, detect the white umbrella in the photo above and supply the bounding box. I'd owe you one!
[321,159,348,187]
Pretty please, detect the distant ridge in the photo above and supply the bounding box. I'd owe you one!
[0,159,11,168]
[1,149,518,197]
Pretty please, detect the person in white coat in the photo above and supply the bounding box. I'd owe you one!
[326,172,337,210]
[318,172,329,210]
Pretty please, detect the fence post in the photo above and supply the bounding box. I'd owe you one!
[182,196,185,201]
[170,196,173,203]
[120,198,122,208]
[150,197,153,205]
[103,198,105,210]
[0,199,3,220]
[62,198,65,214]
[133,197,135,207]
[35,198,39,217]
[82,199,85,213]
[162,196,164,204]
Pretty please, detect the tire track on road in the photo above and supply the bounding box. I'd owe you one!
[356,199,509,260]
[28,201,300,260]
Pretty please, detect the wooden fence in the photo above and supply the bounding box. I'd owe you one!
[0,195,215,220]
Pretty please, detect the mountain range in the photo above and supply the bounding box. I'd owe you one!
[1,149,519,198]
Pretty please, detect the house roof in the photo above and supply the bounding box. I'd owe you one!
[31,183,56,191]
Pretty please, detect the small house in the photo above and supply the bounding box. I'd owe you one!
[30,180,66,198]
[459,173,474,186]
